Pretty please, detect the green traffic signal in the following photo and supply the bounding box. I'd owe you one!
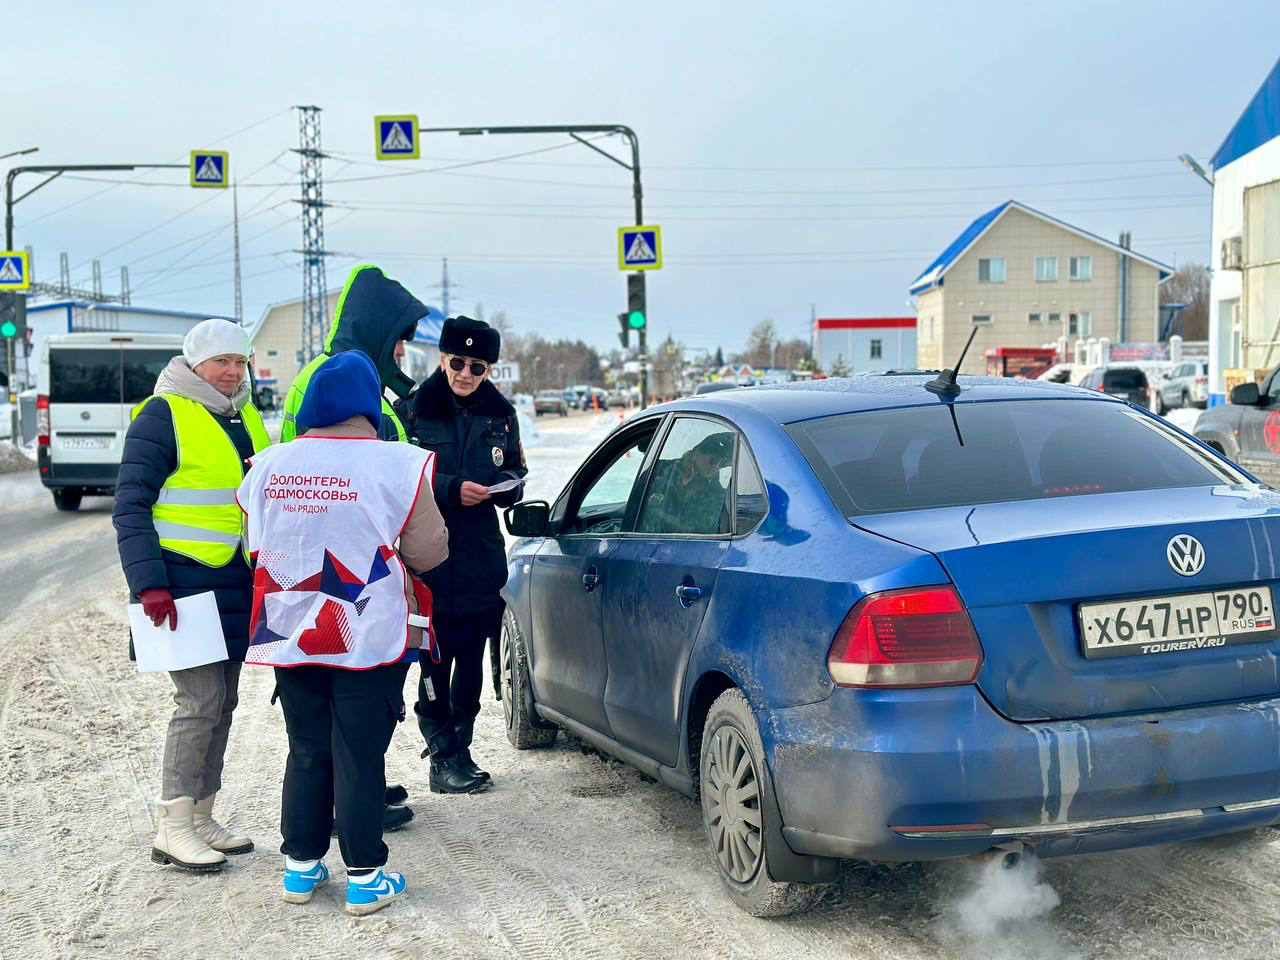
[627,310,646,330]
[0,321,15,339]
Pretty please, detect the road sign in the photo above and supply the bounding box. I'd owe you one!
[490,361,521,384]
[618,225,662,271]
[375,115,420,160]
[190,151,229,188]
[0,252,30,291]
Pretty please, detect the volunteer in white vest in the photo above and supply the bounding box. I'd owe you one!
[237,350,448,916]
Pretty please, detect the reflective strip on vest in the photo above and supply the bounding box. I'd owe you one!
[133,393,270,566]
[155,488,240,506]
[152,520,243,546]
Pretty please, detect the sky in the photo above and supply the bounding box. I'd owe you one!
[9,0,1280,356]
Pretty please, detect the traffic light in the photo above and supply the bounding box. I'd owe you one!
[0,293,25,342]
[617,313,630,349]
[626,273,646,331]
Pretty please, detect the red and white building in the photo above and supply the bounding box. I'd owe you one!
[812,317,917,374]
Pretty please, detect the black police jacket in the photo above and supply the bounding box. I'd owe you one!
[400,369,527,613]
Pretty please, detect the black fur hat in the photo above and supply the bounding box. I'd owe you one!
[439,315,500,364]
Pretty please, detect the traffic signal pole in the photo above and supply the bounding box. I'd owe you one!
[420,124,650,406]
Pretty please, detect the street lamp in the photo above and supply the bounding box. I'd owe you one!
[1178,153,1214,187]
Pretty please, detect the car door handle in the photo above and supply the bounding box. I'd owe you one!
[582,567,600,591]
[675,583,703,603]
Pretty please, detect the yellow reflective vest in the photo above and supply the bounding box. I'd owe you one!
[131,393,271,567]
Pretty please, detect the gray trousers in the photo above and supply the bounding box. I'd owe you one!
[161,661,242,801]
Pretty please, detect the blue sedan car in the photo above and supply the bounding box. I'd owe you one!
[498,375,1280,916]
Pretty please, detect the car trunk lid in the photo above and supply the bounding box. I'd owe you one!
[855,486,1280,721]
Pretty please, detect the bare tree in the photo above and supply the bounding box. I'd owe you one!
[744,319,777,367]
[1160,263,1211,341]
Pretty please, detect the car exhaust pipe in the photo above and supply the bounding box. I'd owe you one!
[976,840,1026,870]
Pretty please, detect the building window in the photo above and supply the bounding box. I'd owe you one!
[266,349,279,358]
[1028,312,1041,323]
[1067,312,1094,336]
[971,314,992,325]
[869,339,882,359]
[1035,257,1058,281]
[978,258,1005,283]
[1069,256,1092,280]
[1048,312,1062,329]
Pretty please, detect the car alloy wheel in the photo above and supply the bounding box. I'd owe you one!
[500,619,516,734]
[703,726,764,883]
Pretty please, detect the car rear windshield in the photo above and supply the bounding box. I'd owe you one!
[1104,369,1147,389]
[50,347,173,405]
[787,398,1249,516]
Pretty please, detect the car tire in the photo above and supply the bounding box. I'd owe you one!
[1182,391,1191,408]
[500,607,557,750]
[699,689,822,917]
[52,489,82,512]
[1153,393,1165,415]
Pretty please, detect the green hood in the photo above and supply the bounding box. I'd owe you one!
[325,264,426,398]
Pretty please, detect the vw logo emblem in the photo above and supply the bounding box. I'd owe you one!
[1167,534,1205,577]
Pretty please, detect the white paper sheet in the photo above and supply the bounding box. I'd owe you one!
[487,476,527,495]
[128,592,229,673]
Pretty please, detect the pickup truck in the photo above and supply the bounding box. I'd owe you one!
[1194,365,1280,487]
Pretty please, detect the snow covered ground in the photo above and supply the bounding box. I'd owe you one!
[8,410,1280,959]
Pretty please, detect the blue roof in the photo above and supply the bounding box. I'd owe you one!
[1211,57,1280,171]
[908,200,1173,296]
[909,202,1010,295]
[25,299,214,322]
[657,374,1112,425]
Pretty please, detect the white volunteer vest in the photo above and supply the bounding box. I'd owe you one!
[237,436,434,670]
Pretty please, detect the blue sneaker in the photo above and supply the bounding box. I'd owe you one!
[282,860,329,904]
[345,869,406,916]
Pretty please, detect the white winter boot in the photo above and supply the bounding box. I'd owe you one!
[193,794,255,855]
[152,796,227,872]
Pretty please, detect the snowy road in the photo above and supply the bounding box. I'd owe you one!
[6,409,1280,959]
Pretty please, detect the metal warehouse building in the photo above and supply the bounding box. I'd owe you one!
[812,317,916,374]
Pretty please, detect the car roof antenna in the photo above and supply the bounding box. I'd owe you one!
[926,326,979,396]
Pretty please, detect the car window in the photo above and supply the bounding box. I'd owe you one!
[122,349,175,404]
[49,348,121,404]
[571,431,653,535]
[1104,369,1146,389]
[789,398,1250,517]
[635,417,735,536]
[734,443,768,533]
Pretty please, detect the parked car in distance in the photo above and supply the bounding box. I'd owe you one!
[36,332,184,511]
[499,375,1280,917]
[534,389,568,417]
[692,381,741,396]
[1077,365,1152,408]
[606,389,631,409]
[1155,360,1210,415]
[1195,364,1280,487]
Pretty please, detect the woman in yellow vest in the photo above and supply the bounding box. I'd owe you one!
[112,318,270,873]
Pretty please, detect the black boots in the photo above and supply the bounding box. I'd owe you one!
[416,705,489,795]
[454,718,491,785]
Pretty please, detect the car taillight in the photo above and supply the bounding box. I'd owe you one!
[1195,376,1207,385]
[827,586,983,688]
[36,394,50,446]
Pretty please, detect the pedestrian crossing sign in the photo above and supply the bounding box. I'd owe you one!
[375,115,420,160]
[190,151,229,189]
[0,251,30,291]
[618,225,662,271]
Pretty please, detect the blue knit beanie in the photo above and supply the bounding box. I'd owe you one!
[296,350,383,434]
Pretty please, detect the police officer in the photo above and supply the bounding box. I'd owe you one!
[400,316,526,793]
[113,318,270,872]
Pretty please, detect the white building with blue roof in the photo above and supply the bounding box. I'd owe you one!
[1207,57,1280,405]
[911,200,1171,375]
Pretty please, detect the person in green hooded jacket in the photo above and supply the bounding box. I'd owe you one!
[278,263,429,830]
[281,264,428,444]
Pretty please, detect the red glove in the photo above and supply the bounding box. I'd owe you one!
[140,588,178,631]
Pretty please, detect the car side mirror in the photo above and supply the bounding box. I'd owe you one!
[505,500,551,538]
[1230,382,1261,406]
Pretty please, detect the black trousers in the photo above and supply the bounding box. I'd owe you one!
[416,609,502,750]
[274,662,409,868]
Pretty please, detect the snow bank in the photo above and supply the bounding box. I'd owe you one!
[518,410,542,447]
[0,441,35,475]
[1163,407,1201,434]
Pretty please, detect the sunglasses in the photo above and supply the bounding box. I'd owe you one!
[447,356,489,376]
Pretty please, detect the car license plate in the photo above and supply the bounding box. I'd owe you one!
[60,435,110,450]
[1079,586,1276,658]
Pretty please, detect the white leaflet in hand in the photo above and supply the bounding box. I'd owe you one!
[128,592,229,673]
[487,476,526,495]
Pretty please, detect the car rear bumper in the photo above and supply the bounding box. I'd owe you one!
[764,687,1280,862]
[37,448,119,492]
